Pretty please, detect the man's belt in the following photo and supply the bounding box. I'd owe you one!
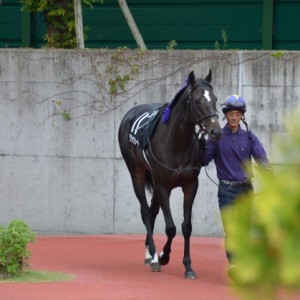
[220,180,252,188]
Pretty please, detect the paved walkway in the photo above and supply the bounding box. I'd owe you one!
[1,235,242,300]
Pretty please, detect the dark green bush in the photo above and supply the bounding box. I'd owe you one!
[0,220,36,277]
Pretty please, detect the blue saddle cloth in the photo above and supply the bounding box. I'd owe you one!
[129,104,166,149]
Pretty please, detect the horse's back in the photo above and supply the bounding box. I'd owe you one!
[120,103,163,125]
[118,103,163,138]
[118,103,163,163]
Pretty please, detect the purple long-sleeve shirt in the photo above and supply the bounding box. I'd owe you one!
[199,124,270,182]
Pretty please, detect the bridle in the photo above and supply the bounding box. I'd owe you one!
[187,85,219,133]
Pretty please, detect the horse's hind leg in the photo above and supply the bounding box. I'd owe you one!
[155,185,176,266]
[144,194,160,265]
[131,173,161,272]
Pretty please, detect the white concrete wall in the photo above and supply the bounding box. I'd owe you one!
[0,49,299,236]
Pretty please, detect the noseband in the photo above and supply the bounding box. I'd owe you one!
[197,113,219,123]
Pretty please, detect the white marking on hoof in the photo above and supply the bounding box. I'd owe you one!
[145,246,152,261]
[151,252,159,264]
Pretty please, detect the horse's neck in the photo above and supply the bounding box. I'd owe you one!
[166,101,195,149]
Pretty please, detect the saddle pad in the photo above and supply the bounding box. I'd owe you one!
[129,104,166,149]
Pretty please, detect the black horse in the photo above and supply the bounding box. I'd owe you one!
[118,70,221,279]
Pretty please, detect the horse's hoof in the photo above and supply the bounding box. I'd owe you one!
[184,271,197,279]
[144,258,152,265]
[159,254,170,266]
[151,262,161,272]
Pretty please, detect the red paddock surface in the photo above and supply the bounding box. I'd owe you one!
[0,235,286,300]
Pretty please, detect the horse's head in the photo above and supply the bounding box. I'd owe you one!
[187,70,222,141]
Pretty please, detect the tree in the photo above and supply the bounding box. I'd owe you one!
[20,0,103,48]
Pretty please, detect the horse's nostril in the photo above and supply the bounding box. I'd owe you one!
[210,129,222,141]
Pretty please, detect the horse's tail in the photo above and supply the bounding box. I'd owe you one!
[145,170,153,194]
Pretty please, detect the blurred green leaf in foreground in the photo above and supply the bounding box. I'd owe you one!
[223,109,300,300]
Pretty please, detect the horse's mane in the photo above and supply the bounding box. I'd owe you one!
[162,77,211,123]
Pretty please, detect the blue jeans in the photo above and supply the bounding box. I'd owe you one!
[218,181,254,263]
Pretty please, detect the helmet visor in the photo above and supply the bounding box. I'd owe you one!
[221,100,246,109]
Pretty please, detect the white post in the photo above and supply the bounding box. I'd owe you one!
[118,0,147,49]
[74,0,85,48]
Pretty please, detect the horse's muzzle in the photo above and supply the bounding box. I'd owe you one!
[209,128,222,141]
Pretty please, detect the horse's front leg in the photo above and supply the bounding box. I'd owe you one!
[182,180,199,279]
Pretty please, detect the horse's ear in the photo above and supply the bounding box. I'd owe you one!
[188,71,196,86]
[205,69,212,83]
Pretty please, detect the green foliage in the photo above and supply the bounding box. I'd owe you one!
[0,220,36,277]
[166,40,178,50]
[104,47,145,98]
[62,111,71,121]
[223,110,300,299]
[272,51,284,59]
[20,0,104,48]
[108,74,131,95]
[214,29,228,50]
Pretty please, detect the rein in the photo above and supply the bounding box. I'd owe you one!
[146,130,204,173]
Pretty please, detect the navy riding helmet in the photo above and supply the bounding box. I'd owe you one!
[221,94,247,114]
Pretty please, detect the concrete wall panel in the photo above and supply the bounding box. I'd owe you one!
[0,49,299,236]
